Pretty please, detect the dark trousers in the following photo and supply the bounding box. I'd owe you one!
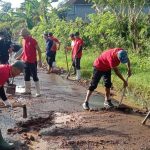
[73,58,81,70]
[53,52,56,62]
[89,67,112,91]
[46,53,55,68]
[24,62,39,82]
[0,59,8,64]
[0,86,7,101]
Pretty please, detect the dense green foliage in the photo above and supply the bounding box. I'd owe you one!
[0,0,149,107]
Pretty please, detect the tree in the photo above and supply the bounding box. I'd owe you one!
[1,2,11,12]
[86,0,150,52]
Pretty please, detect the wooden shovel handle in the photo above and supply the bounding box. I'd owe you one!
[142,111,150,125]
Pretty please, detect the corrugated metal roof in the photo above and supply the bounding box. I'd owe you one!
[66,0,91,5]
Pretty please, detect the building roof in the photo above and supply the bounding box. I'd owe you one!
[66,0,92,5]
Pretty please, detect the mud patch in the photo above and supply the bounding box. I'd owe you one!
[17,115,53,130]
[100,104,133,114]
[8,112,54,135]
[5,110,150,150]
[61,139,119,149]
[39,111,150,150]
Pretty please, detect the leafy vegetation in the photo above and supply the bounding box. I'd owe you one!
[0,0,149,107]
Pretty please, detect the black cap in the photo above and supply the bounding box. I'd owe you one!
[74,32,79,36]
[70,33,74,37]
[12,61,25,72]
[48,32,53,36]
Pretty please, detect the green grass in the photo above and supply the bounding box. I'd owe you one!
[56,49,99,78]
[54,48,150,108]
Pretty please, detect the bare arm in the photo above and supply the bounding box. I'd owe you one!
[57,42,61,50]
[126,59,131,77]
[36,44,42,61]
[65,46,72,51]
[113,67,128,87]
[36,44,42,67]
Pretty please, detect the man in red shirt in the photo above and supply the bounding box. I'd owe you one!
[0,60,24,150]
[72,32,84,80]
[82,48,131,110]
[17,28,42,97]
[65,34,76,75]
[48,32,60,68]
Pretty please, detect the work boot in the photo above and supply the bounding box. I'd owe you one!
[0,130,15,150]
[104,100,114,109]
[34,81,41,97]
[76,70,81,80]
[22,81,31,95]
[82,102,90,110]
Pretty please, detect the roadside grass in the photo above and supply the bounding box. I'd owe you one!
[51,48,150,108]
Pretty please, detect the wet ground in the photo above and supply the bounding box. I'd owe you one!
[0,68,150,150]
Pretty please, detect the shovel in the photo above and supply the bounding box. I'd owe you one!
[6,78,16,95]
[64,47,69,73]
[118,76,129,106]
[0,104,27,118]
[14,48,22,60]
[66,61,74,79]
[66,48,82,79]
[115,77,133,112]
[142,110,150,125]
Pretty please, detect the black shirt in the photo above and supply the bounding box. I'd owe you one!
[0,39,11,61]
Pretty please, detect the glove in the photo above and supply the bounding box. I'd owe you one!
[3,100,12,108]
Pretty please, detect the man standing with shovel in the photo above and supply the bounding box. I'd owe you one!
[0,60,25,150]
[72,32,84,80]
[82,48,131,110]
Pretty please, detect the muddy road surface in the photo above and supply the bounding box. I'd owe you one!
[0,69,150,150]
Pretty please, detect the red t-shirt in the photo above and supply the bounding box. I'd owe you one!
[0,64,11,86]
[22,36,37,63]
[94,48,123,71]
[51,36,60,52]
[72,38,84,59]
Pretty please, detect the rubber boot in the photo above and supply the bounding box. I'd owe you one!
[52,62,56,72]
[52,62,56,68]
[71,67,76,75]
[0,130,15,150]
[76,70,81,80]
[22,81,31,95]
[35,81,41,97]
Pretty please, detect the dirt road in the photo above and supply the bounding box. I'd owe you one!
[0,69,150,150]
